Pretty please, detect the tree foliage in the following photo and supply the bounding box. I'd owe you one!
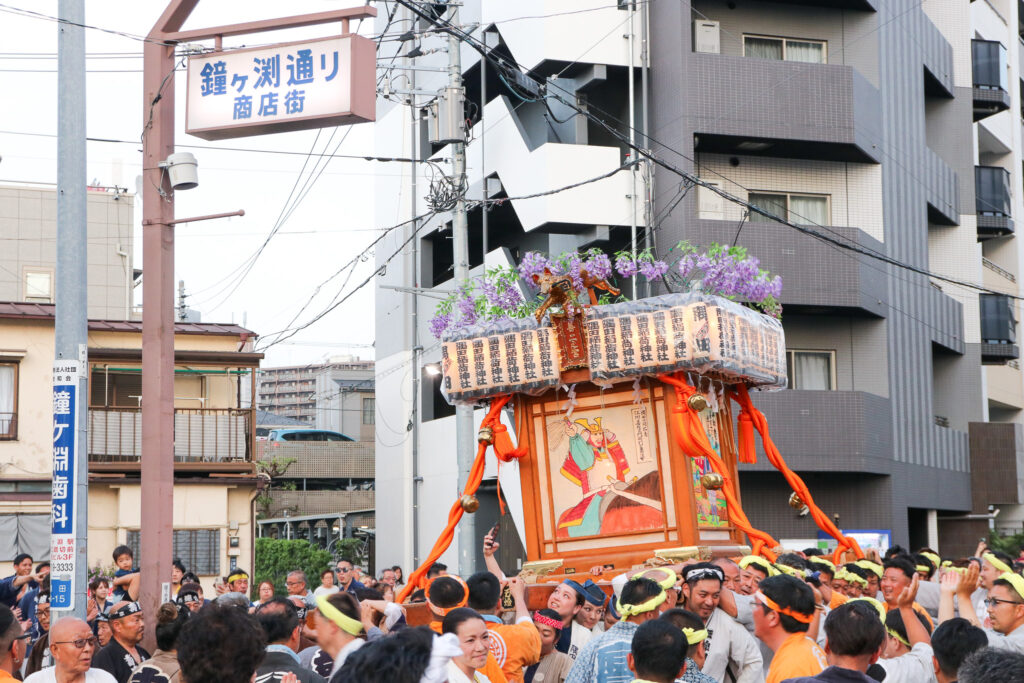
[988,529,1024,557]
[254,537,333,598]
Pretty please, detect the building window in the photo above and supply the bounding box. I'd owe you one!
[23,270,53,304]
[0,362,17,440]
[362,397,375,425]
[127,529,221,575]
[748,192,830,226]
[786,350,836,390]
[744,35,826,64]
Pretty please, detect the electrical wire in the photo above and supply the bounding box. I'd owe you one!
[393,0,1024,304]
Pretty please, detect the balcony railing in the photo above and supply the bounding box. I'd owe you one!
[87,407,251,463]
[976,166,1014,238]
[980,293,1019,363]
[973,39,1011,120]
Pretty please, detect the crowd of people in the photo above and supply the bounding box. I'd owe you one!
[1,536,1024,683]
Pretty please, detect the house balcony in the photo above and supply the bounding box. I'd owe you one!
[976,166,1014,238]
[741,391,894,474]
[980,293,1019,363]
[87,407,254,473]
[973,39,1011,121]
[690,54,881,163]
[688,219,888,317]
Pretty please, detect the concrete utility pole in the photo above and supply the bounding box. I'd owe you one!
[447,3,476,577]
[55,0,89,621]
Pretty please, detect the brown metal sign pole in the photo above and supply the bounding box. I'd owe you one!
[141,3,376,650]
[141,0,196,652]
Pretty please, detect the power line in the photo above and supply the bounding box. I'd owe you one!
[0,3,174,46]
[396,0,1024,304]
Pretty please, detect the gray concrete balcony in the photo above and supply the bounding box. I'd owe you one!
[688,218,888,317]
[741,391,893,473]
[690,54,881,163]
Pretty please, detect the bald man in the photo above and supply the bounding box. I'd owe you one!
[24,617,115,683]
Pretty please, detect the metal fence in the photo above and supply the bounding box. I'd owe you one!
[87,407,251,462]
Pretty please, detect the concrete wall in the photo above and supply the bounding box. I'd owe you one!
[87,483,256,597]
[0,186,134,320]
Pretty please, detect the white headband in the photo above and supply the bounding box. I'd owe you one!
[420,633,463,683]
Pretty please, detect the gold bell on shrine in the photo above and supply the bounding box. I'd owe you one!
[700,473,724,490]
[460,494,480,513]
[788,492,805,510]
[688,394,709,412]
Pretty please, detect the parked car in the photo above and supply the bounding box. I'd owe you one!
[267,428,353,442]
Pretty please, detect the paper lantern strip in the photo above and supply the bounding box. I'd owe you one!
[586,293,786,389]
[441,319,561,404]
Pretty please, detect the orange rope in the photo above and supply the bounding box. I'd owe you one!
[730,384,863,565]
[660,374,779,561]
[396,396,513,604]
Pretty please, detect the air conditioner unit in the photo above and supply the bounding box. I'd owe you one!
[694,20,720,54]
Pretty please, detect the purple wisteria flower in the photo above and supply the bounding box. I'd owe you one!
[429,312,452,338]
[518,252,552,287]
[583,252,613,281]
[638,259,668,281]
[615,254,639,278]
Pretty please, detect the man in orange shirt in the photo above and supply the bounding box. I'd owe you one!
[467,572,541,683]
[426,575,509,683]
[752,575,827,683]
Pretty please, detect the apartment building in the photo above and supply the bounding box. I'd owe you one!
[0,184,136,320]
[372,0,1024,571]
[256,357,374,438]
[0,303,260,593]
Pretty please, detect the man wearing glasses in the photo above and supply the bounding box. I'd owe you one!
[92,602,149,683]
[943,566,1024,653]
[334,561,364,597]
[23,616,115,683]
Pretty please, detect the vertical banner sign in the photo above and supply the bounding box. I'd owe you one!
[50,360,82,611]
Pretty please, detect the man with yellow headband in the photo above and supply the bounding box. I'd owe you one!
[565,577,664,683]
[658,608,716,683]
[678,563,763,683]
[738,556,775,596]
[312,592,363,680]
[752,575,826,683]
[227,570,250,596]
[942,565,1024,654]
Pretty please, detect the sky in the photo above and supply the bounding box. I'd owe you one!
[0,1,392,367]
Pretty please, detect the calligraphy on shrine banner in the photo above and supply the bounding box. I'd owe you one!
[441,324,561,404]
[586,293,787,389]
[186,35,376,140]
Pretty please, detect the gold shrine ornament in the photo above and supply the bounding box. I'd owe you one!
[700,473,725,490]
[687,394,709,412]
[788,492,805,510]
[460,494,480,513]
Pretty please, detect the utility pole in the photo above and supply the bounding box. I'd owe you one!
[447,2,476,577]
[53,0,88,621]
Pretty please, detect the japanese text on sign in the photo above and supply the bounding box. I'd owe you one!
[51,360,82,611]
[186,35,375,140]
